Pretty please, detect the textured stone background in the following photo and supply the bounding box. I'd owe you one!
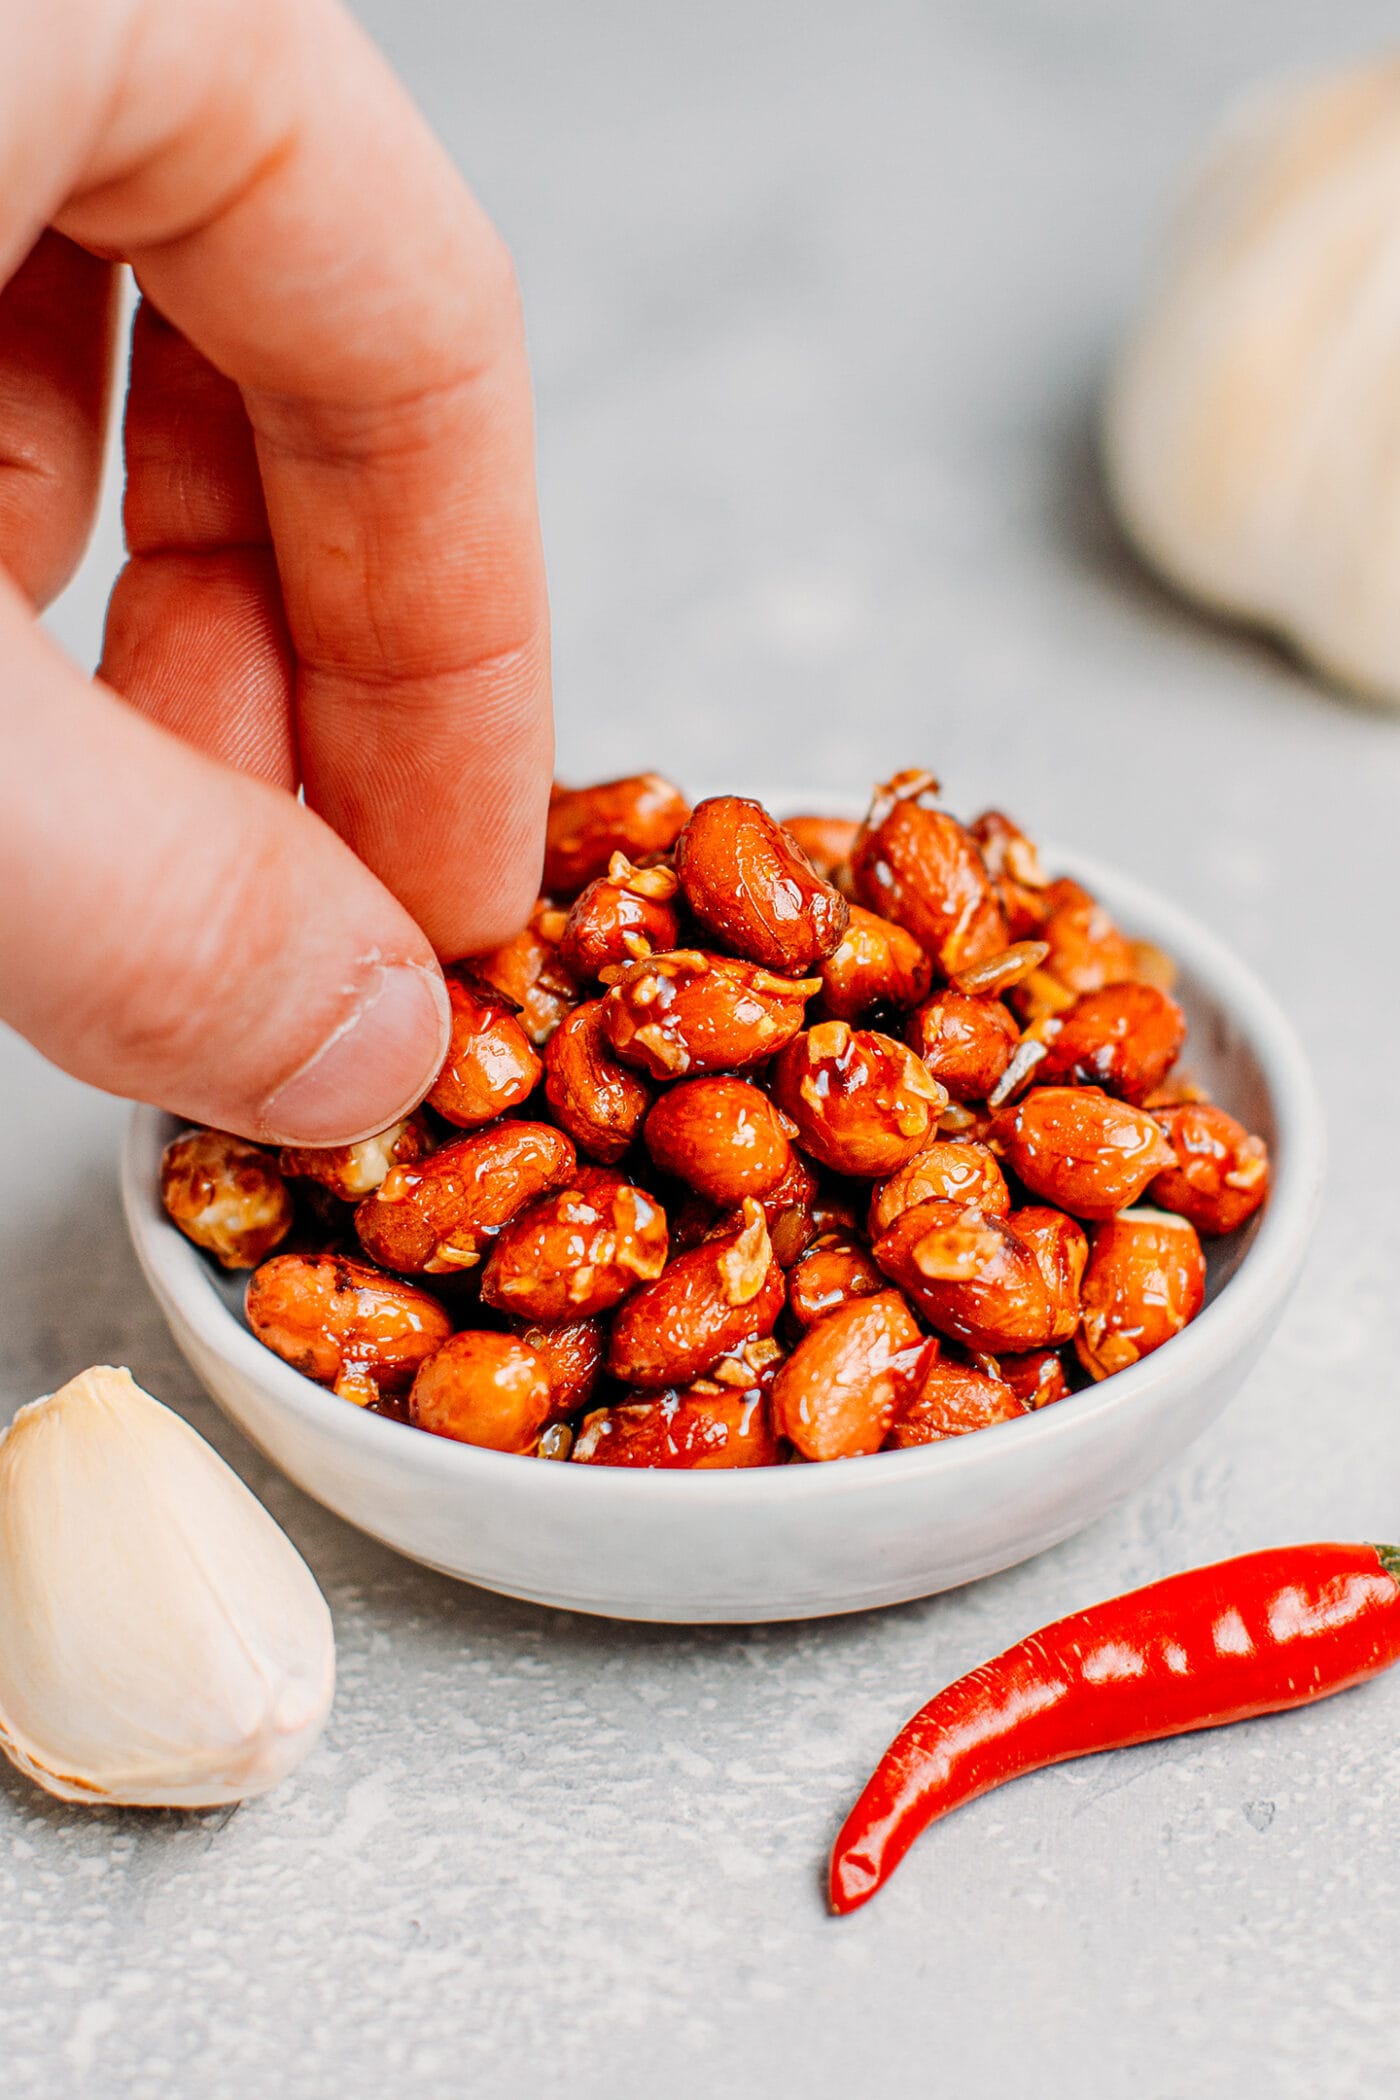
[6,1,1400,2092]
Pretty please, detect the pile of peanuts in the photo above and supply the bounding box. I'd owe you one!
[160,770,1271,1467]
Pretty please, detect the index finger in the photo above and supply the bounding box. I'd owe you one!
[21,0,552,953]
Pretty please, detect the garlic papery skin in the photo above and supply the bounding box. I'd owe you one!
[1103,58,1400,706]
[0,1367,335,1808]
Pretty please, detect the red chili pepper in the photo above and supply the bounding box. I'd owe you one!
[830,1542,1400,1915]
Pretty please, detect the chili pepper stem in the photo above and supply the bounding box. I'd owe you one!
[1373,1543,1400,1581]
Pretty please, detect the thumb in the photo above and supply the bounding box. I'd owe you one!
[2,590,450,1144]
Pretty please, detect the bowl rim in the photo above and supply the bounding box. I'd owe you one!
[121,841,1325,1510]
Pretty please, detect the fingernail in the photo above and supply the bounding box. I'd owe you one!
[258,964,450,1146]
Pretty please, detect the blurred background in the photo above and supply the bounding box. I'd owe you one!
[13,3,1400,2094]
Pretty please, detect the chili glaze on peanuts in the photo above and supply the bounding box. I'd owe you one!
[152,764,1273,1464]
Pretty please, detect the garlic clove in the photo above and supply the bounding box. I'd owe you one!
[1103,57,1400,706]
[0,1367,335,1808]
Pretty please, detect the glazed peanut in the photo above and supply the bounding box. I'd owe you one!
[786,1233,887,1328]
[409,1332,553,1453]
[782,814,859,882]
[907,990,1020,1104]
[818,905,932,1022]
[868,1140,1011,1236]
[886,1351,1026,1446]
[643,1076,797,1205]
[1007,1206,1089,1345]
[769,1022,947,1177]
[993,1086,1176,1220]
[1076,1210,1206,1382]
[559,854,682,979]
[601,950,819,1077]
[772,1292,925,1461]
[544,774,690,896]
[752,1151,822,1267]
[427,974,542,1129]
[279,1114,430,1203]
[1011,879,1139,1022]
[247,1253,452,1405]
[872,1199,1067,1353]
[470,901,578,1045]
[573,1387,778,1469]
[968,809,1050,940]
[851,772,1008,973]
[1149,1103,1271,1236]
[608,1199,785,1387]
[674,795,850,972]
[543,1000,654,1162]
[997,1348,1072,1409]
[355,1123,577,1274]
[161,1129,293,1270]
[480,1170,668,1323]
[1036,982,1187,1104]
[514,1316,605,1421]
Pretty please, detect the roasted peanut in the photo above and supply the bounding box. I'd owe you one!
[161,1129,293,1270]
[851,771,1008,973]
[559,854,682,979]
[782,815,859,882]
[753,1151,822,1267]
[355,1122,577,1274]
[1075,1209,1206,1381]
[772,1292,925,1461]
[428,973,542,1129]
[968,809,1051,939]
[480,1169,668,1323]
[886,1350,1026,1446]
[512,1315,606,1421]
[993,1086,1176,1221]
[544,774,690,897]
[572,1387,778,1469]
[1006,1205,1088,1345]
[818,905,932,1022]
[872,1199,1067,1353]
[601,950,819,1077]
[673,795,850,972]
[543,999,653,1162]
[1149,1103,1271,1237]
[409,1332,552,1453]
[607,1199,785,1387]
[868,1140,1011,1235]
[643,1076,797,1205]
[786,1233,887,1328]
[1010,879,1139,1023]
[1035,982,1187,1104]
[907,988,1020,1103]
[997,1347,1072,1409]
[246,1252,452,1404]
[768,1022,946,1177]
[279,1114,431,1203]
[470,901,578,1045]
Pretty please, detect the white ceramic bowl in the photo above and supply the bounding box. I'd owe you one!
[122,846,1324,1624]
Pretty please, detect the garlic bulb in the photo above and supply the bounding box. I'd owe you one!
[1104,57,1400,705]
[0,1368,334,1807]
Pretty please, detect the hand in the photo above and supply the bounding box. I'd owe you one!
[0,0,552,1143]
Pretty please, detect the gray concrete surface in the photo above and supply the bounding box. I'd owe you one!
[7,1,1400,2092]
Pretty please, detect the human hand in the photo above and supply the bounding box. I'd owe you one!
[0,0,551,1143]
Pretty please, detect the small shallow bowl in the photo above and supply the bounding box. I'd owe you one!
[122,845,1324,1624]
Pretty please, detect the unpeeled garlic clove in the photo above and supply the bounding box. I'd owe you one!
[0,1367,335,1808]
[1103,56,1400,706]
